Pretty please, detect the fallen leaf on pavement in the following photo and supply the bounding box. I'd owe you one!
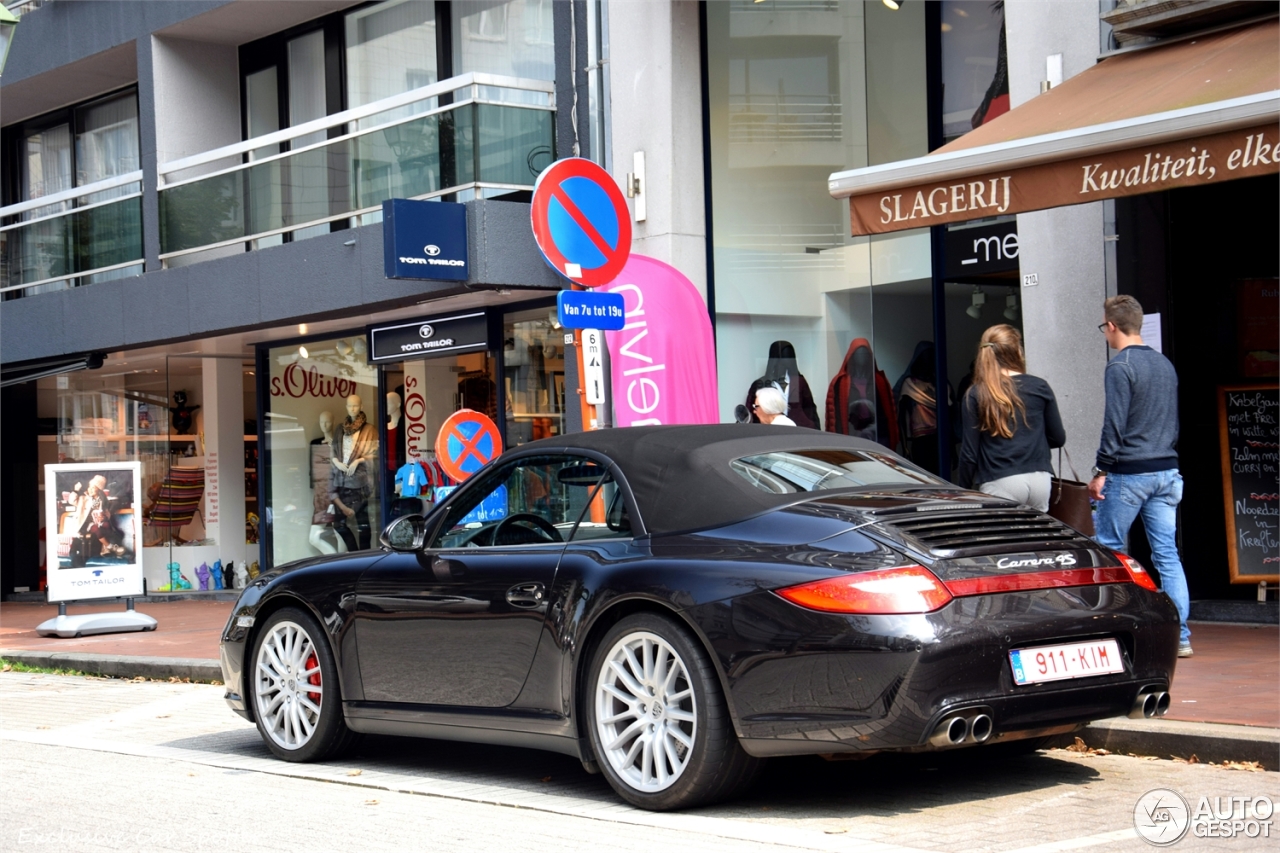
[364,799,379,806]
[824,828,848,835]
[1064,737,1109,756]
[1214,760,1264,772]
[36,726,49,730]
[347,769,363,777]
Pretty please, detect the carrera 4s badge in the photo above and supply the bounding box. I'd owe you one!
[996,553,1079,569]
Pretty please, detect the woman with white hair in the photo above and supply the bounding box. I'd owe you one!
[752,386,795,426]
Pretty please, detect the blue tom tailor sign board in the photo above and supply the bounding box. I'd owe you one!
[383,198,468,281]
[556,290,625,331]
[531,158,632,287]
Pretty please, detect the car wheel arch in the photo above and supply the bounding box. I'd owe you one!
[571,595,743,767]
[241,593,338,722]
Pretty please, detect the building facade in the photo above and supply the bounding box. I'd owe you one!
[2,0,1275,606]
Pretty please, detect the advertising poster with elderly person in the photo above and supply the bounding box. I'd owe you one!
[44,462,144,602]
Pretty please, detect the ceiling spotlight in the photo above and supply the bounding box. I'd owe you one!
[1004,294,1019,321]
[352,338,367,356]
[298,345,310,359]
[966,288,986,320]
[883,0,902,9]
[335,339,353,357]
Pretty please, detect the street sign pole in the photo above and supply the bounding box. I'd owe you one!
[572,285,600,430]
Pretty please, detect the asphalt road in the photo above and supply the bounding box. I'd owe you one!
[0,672,1275,852]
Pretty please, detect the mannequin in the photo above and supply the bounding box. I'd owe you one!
[386,391,404,473]
[825,338,899,450]
[309,411,347,555]
[331,394,379,551]
[743,341,820,429]
[896,343,946,474]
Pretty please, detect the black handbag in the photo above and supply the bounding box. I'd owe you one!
[1047,448,1095,536]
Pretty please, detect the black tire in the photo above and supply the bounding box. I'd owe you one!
[585,612,761,810]
[248,607,356,762]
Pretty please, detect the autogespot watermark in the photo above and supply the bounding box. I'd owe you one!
[1134,788,1275,845]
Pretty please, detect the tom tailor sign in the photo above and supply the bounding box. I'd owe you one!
[368,312,488,363]
[382,198,469,281]
[849,124,1279,236]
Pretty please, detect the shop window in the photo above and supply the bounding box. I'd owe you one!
[380,349,498,525]
[504,307,567,447]
[37,354,256,594]
[940,0,1008,144]
[263,337,382,567]
[706,1,932,462]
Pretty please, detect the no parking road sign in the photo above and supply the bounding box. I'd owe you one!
[531,158,632,288]
[435,409,503,482]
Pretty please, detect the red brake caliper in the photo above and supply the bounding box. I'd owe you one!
[305,652,321,704]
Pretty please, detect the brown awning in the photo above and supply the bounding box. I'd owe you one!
[829,19,1280,236]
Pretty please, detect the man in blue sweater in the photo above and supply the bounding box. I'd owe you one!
[1088,295,1192,656]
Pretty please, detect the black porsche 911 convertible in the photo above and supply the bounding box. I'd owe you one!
[219,424,1179,810]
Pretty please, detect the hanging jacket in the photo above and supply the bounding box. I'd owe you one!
[825,338,899,450]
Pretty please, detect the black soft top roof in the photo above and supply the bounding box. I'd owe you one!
[515,424,896,536]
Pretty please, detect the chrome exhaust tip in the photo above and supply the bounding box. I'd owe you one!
[929,715,970,747]
[1129,691,1159,719]
[1153,691,1171,717]
[969,713,993,743]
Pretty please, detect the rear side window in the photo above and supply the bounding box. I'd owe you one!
[730,449,944,494]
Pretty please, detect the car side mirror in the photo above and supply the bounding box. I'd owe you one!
[380,514,427,551]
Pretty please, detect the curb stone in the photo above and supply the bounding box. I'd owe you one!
[1046,717,1280,771]
[0,649,221,683]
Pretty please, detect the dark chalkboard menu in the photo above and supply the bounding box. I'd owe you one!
[1218,385,1280,583]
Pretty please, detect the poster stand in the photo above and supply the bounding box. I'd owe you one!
[41,461,157,638]
[36,598,157,638]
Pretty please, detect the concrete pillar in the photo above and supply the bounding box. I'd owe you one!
[202,357,247,573]
[1005,1,1109,473]
[607,0,707,299]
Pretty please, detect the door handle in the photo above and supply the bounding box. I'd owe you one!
[505,582,546,609]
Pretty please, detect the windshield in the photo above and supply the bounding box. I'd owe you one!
[730,449,945,494]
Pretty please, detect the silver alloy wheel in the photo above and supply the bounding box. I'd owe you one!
[594,630,697,793]
[254,619,324,750]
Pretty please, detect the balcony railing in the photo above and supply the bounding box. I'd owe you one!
[158,73,555,264]
[728,93,843,144]
[0,172,145,297]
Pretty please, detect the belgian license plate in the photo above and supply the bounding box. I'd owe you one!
[1009,639,1124,686]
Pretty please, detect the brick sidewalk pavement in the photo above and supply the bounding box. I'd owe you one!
[2,601,1276,729]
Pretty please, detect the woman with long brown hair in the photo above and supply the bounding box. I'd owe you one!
[955,325,1065,511]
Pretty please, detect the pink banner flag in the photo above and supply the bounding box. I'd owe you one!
[605,255,719,426]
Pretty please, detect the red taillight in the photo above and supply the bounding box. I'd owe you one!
[943,567,1134,597]
[1116,552,1160,592]
[777,565,953,614]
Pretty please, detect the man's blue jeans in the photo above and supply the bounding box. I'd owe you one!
[1094,470,1191,645]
